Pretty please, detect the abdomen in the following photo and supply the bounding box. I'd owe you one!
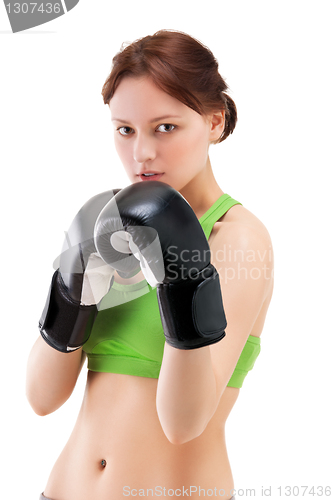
[44,371,237,500]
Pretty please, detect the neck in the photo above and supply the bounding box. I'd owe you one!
[179,157,224,219]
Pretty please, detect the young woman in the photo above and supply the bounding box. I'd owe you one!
[27,30,274,500]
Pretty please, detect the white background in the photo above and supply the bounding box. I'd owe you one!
[1,1,332,498]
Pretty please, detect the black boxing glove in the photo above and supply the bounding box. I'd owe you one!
[94,181,227,350]
[39,189,130,353]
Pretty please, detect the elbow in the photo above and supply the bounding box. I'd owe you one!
[166,433,197,446]
[32,405,52,417]
[26,387,64,417]
[162,421,207,445]
[157,403,212,445]
[26,393,54,416]
[27,397,53,416]
[27,398,61,416]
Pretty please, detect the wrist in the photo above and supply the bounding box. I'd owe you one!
[157,264,226,349]
[39,270,97,353]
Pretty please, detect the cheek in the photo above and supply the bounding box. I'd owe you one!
[114,137,125,157]
[114,138,132,166]
[170,128,209,164]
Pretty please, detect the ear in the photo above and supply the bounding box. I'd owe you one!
[208,110,225,142]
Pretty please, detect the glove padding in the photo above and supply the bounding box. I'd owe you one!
[94,181,227,349]
[39,189,126,353]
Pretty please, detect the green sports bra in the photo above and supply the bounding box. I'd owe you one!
[83,194,261,388]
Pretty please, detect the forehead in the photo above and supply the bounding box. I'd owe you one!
[109,76,188,122]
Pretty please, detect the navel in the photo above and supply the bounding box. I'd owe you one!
[100,459,107,469]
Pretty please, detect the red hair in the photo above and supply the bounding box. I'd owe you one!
[102,30,237,143]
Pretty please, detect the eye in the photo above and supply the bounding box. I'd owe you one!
[117,126,134,136]
[156,124,176,133]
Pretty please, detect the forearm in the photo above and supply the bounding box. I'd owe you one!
[156,343,218,444]
[26,336,85,416]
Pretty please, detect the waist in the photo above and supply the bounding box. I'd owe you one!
[45,371,238,499]
[80,369,238,429]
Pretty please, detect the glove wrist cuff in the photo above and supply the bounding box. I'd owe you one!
[157,264,227,349]
[39,270,97,353]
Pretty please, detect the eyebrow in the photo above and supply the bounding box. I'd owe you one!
[112,115,182,123]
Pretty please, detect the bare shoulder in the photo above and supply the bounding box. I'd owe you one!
[214,203,272,246]
[209,203,274,302]
[208,204,274,395]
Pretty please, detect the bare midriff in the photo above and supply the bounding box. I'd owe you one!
[44,372,239,500]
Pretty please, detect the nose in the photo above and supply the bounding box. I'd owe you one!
[133,133,156,164]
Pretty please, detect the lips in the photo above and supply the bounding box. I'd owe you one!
[139,172,164,181]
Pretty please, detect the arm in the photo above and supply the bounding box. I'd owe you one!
[26,337,86,416]
[156,221,274,444]
[26,190,120,415]
[93,182,273,443]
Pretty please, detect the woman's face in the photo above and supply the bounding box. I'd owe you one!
[109,77,222,193]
